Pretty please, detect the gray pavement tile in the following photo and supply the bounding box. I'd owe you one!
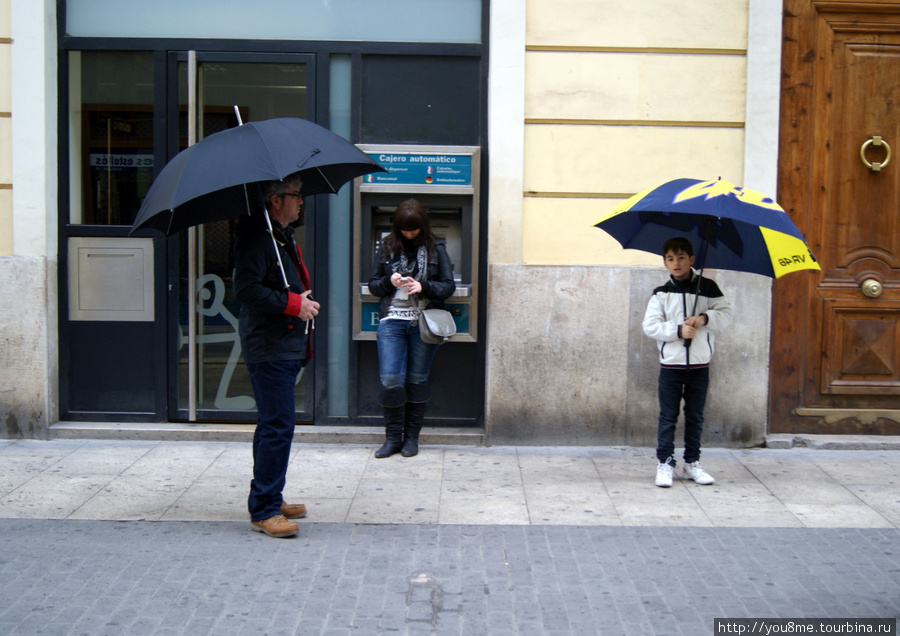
[787,502,894,528]
[2,440,899,530]
[159,477,246,521]
[121,442,227,476]
[347,477,441,524]
[1,472,115,519]
[439,495,530,525]
[1,435,900,633]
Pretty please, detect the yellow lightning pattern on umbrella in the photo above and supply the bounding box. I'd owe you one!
[672,180,784,212]
[761,226,821,278]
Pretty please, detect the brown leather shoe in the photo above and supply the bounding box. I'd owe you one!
[280,502,307,519]
[250,514,298,538]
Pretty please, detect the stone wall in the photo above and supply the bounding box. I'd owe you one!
[0,256,52,438]
[485,263,771,448]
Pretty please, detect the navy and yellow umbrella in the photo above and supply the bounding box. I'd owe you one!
[594,177,820,279]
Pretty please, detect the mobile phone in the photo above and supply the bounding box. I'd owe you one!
[400,277,409,283]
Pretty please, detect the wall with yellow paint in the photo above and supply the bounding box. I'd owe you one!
[485,0,776,446]
[523,0,749,266]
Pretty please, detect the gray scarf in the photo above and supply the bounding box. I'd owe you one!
[392,245,428,283]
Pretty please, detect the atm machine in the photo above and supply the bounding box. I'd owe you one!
[353,145,481,425]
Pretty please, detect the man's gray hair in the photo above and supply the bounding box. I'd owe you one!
[261,172,303,209]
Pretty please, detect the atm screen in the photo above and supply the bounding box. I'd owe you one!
[428,208,462,282]
[371,205,463,282]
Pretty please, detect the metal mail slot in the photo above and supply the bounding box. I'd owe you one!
[68,237,154,322]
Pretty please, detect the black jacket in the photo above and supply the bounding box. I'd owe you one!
[367,239,456,318]
[233,214,311,364]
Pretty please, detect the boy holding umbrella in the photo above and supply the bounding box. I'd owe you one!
[642,237,733,488]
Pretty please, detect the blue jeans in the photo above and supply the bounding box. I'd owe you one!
[376,318,440,406]
[656,366,709,464]
[246,359,303,522]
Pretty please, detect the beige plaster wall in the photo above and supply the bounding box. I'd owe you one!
[526,0,748,49]
[523,0,749,267]
[525,53,746,123]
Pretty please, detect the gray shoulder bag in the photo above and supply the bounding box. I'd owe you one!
[417,304,456,345]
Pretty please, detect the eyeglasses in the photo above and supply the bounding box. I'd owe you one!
[280,192,302,200]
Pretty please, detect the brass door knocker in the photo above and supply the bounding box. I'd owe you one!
[860,136,892,172]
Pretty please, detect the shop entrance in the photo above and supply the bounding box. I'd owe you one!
[62,51,317,423]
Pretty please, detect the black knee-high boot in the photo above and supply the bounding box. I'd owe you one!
[375,405,405,458]
[401,401,426,457]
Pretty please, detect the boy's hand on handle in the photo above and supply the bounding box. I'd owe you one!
[683,315,707,329]
[681,314,708,341]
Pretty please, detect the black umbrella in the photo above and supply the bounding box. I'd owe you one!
[130,117,387,236]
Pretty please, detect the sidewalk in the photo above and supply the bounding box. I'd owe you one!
[1,437,898,527]
[1,438,899,636]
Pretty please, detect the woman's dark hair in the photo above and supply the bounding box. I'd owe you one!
[383,198,437,258]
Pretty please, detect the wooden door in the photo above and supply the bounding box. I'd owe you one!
[771,0,900,433]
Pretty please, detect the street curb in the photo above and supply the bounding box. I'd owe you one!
[47,421,485,446]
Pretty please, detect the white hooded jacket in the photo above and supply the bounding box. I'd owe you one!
[642,270,733,368]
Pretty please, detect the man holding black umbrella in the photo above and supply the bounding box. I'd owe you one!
[234,173,319,538]
[129,116,386,536]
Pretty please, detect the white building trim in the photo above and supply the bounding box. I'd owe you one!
[11,0,57,259]
[743,0,783,195]
[487,0,525,265]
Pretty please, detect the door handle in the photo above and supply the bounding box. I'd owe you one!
[861,279,883,298]
[860,136,891,172]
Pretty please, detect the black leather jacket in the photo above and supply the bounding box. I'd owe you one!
[233,214,310,364]
[367,239,456,318]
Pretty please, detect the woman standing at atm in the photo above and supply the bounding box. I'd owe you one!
[367,198,456,458]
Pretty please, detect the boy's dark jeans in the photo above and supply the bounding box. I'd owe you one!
[656,366,709,464]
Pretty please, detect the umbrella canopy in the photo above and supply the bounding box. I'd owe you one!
[130,117,387,236]
[594,178,821,279]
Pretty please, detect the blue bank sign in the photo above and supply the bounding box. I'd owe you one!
[363,152,472,187]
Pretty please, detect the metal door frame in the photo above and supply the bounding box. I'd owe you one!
[166,50,317,423]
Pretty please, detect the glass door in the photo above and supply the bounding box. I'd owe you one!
[170,52,316,422]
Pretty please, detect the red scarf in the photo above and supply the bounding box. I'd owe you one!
[295,244,313,360]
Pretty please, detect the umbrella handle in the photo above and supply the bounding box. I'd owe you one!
[234,110,285,291]
[691,217,714,315]
[262,208,291,290]
[685,214,715,343]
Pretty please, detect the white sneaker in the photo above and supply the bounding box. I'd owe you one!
[682,461,715,485]
[655,462,674,488]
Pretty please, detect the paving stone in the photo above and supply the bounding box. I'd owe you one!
[2,440,900,634]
